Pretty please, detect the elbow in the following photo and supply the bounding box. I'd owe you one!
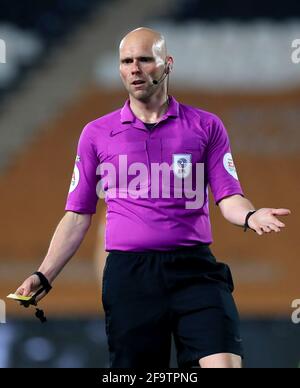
[218,194,244,220]
[218,201,230,220]
[220,208,231,222]
[66,211,92,231]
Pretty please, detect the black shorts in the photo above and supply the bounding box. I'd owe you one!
[102,244,243,368]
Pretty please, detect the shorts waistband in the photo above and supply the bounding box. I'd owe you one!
[107,243,210,257]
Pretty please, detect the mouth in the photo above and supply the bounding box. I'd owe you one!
[131,80,146,86]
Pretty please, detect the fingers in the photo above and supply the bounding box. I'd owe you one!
[15,275,41,297]
[271,208,291,216]
[15,287,24,295]
[248,220,269,236]
[270,214,287,228]
[256,229,263,236]
[15,285,31,296]
[261,224,281,233]
[254,223,284,235]
[262,225,271,233]
[268,223,281,233]
[273,219,285,228]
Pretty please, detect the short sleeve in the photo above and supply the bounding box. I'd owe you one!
[65,124,99,214]
[205,116,244,204]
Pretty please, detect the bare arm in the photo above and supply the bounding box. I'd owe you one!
[15,211,92,301]
[218,194,291,235]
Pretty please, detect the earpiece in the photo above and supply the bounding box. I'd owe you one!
[152,62,171,85]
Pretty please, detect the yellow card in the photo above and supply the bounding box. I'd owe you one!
[7,293,33,302]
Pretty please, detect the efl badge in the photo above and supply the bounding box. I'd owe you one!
[69,165,80,193]
[173,154,192,178]
[223,152,238,180]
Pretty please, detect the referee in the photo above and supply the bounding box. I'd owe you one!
[16,27,291,368]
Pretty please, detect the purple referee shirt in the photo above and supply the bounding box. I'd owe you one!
[65,96,243,251]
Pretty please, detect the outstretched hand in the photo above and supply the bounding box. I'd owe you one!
[248,208,291,236]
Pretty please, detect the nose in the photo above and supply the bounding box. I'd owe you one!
[131,59,141,75]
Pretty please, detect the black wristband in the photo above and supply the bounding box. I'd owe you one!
[244,211,256,232]
[33,271,52,293]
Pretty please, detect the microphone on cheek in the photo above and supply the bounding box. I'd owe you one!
[152,65,170,85]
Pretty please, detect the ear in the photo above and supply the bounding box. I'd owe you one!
[166,58,173,74]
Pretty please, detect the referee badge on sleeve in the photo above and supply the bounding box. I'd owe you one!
[223,152,238,180]
[69,165,80,193]
[173,154,192,178]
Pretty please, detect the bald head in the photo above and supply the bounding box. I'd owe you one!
[119,27,173,102]
[119,27,167,60]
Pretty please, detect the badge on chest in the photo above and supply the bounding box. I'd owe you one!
[172,154,192,178]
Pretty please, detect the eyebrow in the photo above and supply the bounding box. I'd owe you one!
[120,56,154,63]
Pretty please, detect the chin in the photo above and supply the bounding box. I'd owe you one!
[131,91,150,101]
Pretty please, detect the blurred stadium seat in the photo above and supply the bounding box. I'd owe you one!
[0,0,108,94]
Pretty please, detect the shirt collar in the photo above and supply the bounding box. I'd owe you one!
[120,100,135,124]
[164,95,179,119]
[109,96,179,136]
[120,95,179,125]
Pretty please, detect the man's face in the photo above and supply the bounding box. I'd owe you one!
[119,39,166,101]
